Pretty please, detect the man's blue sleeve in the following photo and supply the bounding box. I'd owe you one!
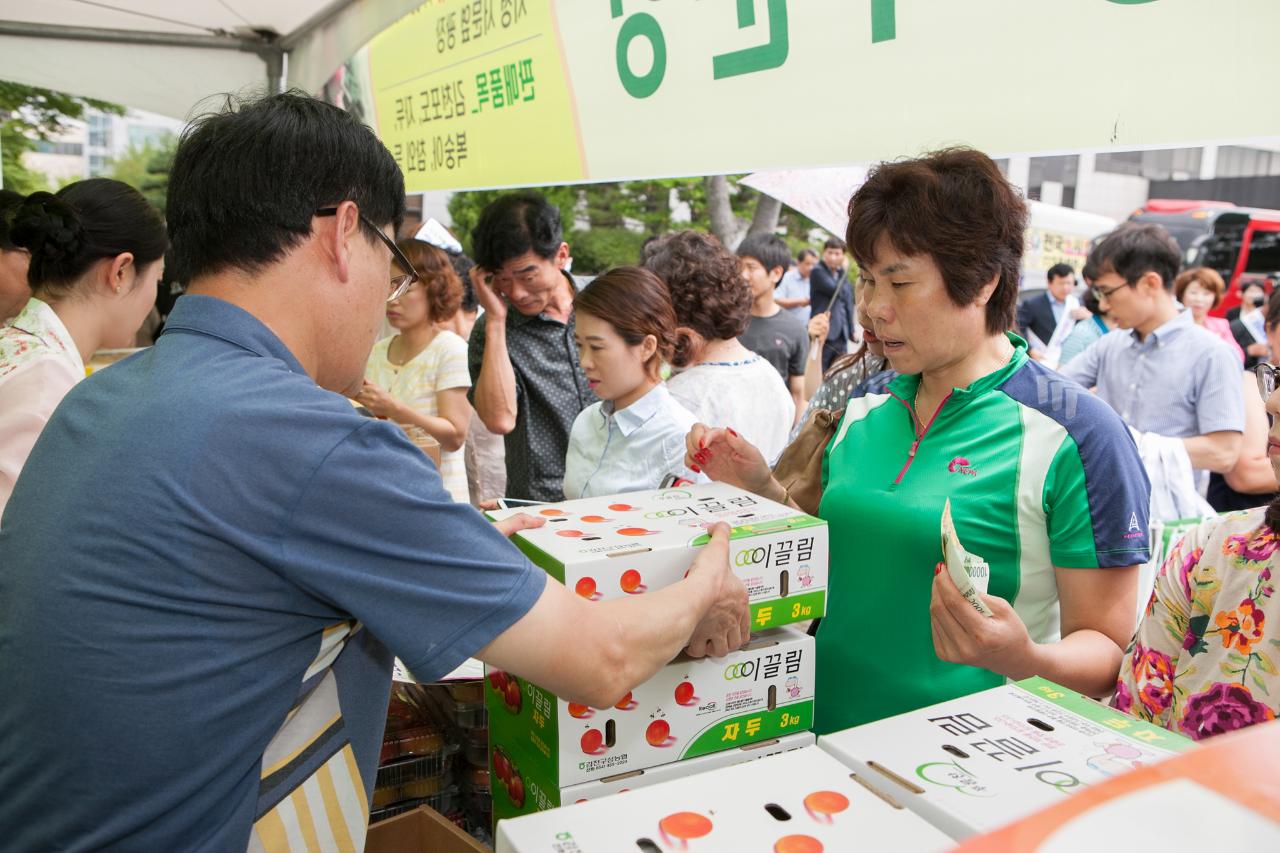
[280,421,545,681]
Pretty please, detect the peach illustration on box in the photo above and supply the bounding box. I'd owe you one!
[608,503,638,511]
[567,702,593,719]
[615,691,638,711]
[620,569,646,594]
[580,514,611,523]
[674,680,697,707]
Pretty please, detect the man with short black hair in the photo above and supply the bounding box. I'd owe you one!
[467,192,595,502]
[1062,223,1243,497]
[809,236,855,371]
[737,234,808,421]
[776,246,817,322]
[1018,262,1083,362]
[0,93,748,850]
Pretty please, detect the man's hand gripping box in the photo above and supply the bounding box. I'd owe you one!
[485,482,828,630]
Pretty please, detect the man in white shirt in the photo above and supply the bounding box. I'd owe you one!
[775,247,817,322]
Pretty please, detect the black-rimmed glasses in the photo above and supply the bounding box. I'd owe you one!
[1090,280,1131,301]
[315,207,419,301]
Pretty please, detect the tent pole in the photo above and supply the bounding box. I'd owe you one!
[262,48,287,95]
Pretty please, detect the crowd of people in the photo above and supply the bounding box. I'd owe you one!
[0,91,1276,848]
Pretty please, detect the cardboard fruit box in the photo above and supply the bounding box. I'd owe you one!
[817,676,1195,840]
[486,626,815,805]
[952,719,1280,852]
[494,745,953,852]
[485,482,828,631]
[489,732,816,825]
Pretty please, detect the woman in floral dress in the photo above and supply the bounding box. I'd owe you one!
[1113,362,1280,740]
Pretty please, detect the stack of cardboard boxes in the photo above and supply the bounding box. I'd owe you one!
[483,483,830,823]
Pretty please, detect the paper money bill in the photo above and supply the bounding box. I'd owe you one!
[941,498,994,617]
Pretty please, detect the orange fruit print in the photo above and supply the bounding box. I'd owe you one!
[774,835,823,853]
[659,812,713,840]
[620,569,642,592]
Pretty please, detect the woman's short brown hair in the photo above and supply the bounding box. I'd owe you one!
[396,238,462,323]
[1174,267,1225,308]
[641,230,750,365]
[845,148,1027,336]
[574,266,686,379]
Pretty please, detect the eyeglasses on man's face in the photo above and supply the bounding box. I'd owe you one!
[315,207,419,301]
[1090,279,1131,301]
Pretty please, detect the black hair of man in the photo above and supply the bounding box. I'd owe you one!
[1085,223,1181,292]
[0,189,22,250]
[796,247,818,263]
[166,91,405,284]
[823,236,846,252]
[1046,262,1075,281]
[470,192,563,272]
[737,233,791,278]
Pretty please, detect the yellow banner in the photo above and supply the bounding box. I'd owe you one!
[344,0,1280,192]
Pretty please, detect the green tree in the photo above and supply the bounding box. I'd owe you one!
[445,175,831,270]
[107,134,177,211]
[1,81,124,194]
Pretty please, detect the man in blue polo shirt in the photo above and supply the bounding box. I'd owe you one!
[0,94,748,851]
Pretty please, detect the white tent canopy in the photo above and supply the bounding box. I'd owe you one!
[0,0,420,120]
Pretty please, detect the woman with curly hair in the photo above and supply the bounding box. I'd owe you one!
[643,230,794,462]
[0,179,166,516]
[356,238,473,502]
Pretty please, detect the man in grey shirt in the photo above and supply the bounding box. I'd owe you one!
[737,234,809,422]
[468,193,595,502]
[1061,223,1243,477]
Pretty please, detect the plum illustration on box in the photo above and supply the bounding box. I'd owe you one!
[485,483,828,630]
[493,746,953,853]
[486,626,816,821]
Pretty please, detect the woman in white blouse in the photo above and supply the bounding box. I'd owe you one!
[0,180,166,517]
[563,266,701,499]
[355,238,474,502]
[642,230,794,462]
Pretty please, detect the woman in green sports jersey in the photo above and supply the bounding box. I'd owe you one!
[687,148,1152,733]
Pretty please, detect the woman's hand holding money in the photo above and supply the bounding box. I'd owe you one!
[929,563,1037,679]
